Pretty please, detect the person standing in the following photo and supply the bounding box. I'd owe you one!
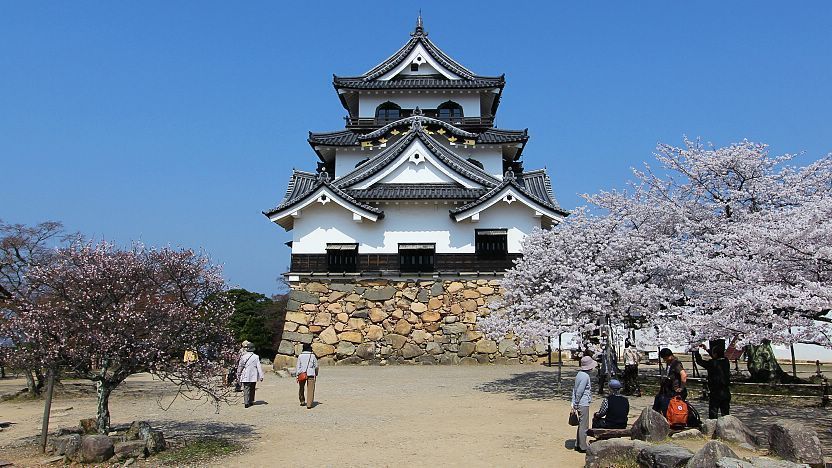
[653,348,687,414]
[623,339,641,397]
[571,355,597,453]
[296,343,319,409]
[592,379,630,429]
[236,340,263,408]
[695,341,731,419]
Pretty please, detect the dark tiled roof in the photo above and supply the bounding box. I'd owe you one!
[308,130,358,146]
[308,122,526,147]
[449,170,569,217]
[347,184,486,200]
[333,121,501,190]
[360,27,476,81]
[263,171,383,218]
[333,77,505,90]
[478,128,528,144]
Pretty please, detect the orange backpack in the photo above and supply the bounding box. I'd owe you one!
[666,396,688,428]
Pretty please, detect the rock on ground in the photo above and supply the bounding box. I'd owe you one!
[49,433,81,457]
[78,434,115,463]
[714,415,758,447]
[768,420,824,467]
[701,419,717,438]
[671,429,705,440]
[632,407,671,442]
[114,440,147,461]
[687,440,738,468]
[637,443,694,468]
[585,438,651,468]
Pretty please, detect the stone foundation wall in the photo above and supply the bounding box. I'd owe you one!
[273,279,549,368]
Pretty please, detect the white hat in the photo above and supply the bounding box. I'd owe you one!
[579,356,597,371]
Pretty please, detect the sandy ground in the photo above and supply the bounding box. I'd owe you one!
[1,365,830,467]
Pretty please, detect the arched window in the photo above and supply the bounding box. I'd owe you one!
[375,102,401,123]
[438,101,463,121]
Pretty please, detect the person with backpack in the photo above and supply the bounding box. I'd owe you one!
[652,348,687,415]
[236,340,264,408]
[296,343,319,409]
[695,340,731,419]
[592,379,630,429]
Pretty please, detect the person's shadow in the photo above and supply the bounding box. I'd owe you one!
[564,440,576,450]
[252,400,269,406]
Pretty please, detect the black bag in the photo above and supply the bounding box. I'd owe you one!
[568,408,580,426]
[686,402,702,428]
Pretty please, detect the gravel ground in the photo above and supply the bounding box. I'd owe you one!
[1,364,830,467]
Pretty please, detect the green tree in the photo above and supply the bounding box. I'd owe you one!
[226,289,286,357]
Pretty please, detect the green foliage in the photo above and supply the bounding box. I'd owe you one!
[226,288,287,357]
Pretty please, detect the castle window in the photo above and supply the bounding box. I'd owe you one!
[399,243,435,272]
[410,63,419,72]
[375,102,401,123]
[475,229,507,259]
[326,243,358,273]
[438,101,464,122]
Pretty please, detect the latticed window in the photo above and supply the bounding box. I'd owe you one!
[375,102,401,123]
[475,229,507,259]
[399,243,435,272]
[326,243,358,272]
[438,100,463,121]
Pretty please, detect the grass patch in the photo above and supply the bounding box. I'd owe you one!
[156,438,243,465]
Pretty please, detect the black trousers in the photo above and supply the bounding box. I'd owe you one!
[242,382,256,407]
[708,394,730,419]
[623,365,640,395]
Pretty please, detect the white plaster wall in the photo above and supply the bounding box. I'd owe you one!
[359,93,481,118]
[334,151,372,178]
[291,200,542,254]
[375,158,456,184]
[448,146,504,178]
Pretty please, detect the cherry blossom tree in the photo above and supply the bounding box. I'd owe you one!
[485,138,832,362]
[0,220,72,394]
[9,241,237,433]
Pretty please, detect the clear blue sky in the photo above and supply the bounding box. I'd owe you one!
[1,2,830,296]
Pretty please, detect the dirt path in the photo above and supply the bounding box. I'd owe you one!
[1,365,830,467]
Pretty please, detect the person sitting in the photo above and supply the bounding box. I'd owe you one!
[592,379,630,429]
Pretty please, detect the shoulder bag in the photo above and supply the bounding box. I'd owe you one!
[297,353,313,383]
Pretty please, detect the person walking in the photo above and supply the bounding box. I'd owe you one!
[695,340,731,419]
[296,343,319,409]
[572,355,597,453]
[623,339,641,397]
[236,340,263,408]
[652,348,687,414]
[592,379,630,429]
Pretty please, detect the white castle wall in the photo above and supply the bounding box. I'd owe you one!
[291,200,540,254]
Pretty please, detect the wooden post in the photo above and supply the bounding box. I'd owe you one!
[557,333,563,391]
[547,336,552,368]
[822,378,830,407]
[40,367,56,453]
[816,360,822,378]
[790,343,797,379]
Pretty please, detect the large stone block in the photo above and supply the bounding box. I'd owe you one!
[401,343,424,359]
[285,312,309,325]
[637,443,693,468]
[462,289,481,299]
[461,300,478,312]
[340,331,363,343]
[498,339,518,358]
[394,320,413,336]
[312,343,335,357]
[458,342,476,357]
[78,435,115,463]
[475,339,497,354]
[356,343,376,360]
[368,308,387,323]
[768,420,824,467]
[312,312,331,326]
[290,290,320,304]
[714,415,758,447]
[447,282,464,293]
[365,325,384,341]
[273,354,296,370]
[329,283,355,293]
[387,334,407,350]
[277,340,295,355]
[286,299,300,311]
[410,302,427,313]
[459,330,483,342]
[687,441,738,468]
[282,331,313,344]
[421,310,440,322]
[363,286,397,301]
[585,439,651,468]
[442,323,467,335]
[306,282,329,293]
[631,407,670,442]
[336,341,356,357]
[426,342,443,355]
[416,289,430,302]
[430,282,444,296]
[319,326,339,345]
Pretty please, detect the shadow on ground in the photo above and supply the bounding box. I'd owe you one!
[153,420,257,441]
[476,370,575,401]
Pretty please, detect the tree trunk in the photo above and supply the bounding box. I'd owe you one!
[95,380,114,434]
[35,368,45,391]
[746,340,789,383]
[25,369,39,396]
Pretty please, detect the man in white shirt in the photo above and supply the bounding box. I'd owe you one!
[296,343,319,409]
[623,339,641,397]
[236,340,264,408]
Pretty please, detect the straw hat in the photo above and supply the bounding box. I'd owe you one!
[241,340,255,350]
[579,356,597,371]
